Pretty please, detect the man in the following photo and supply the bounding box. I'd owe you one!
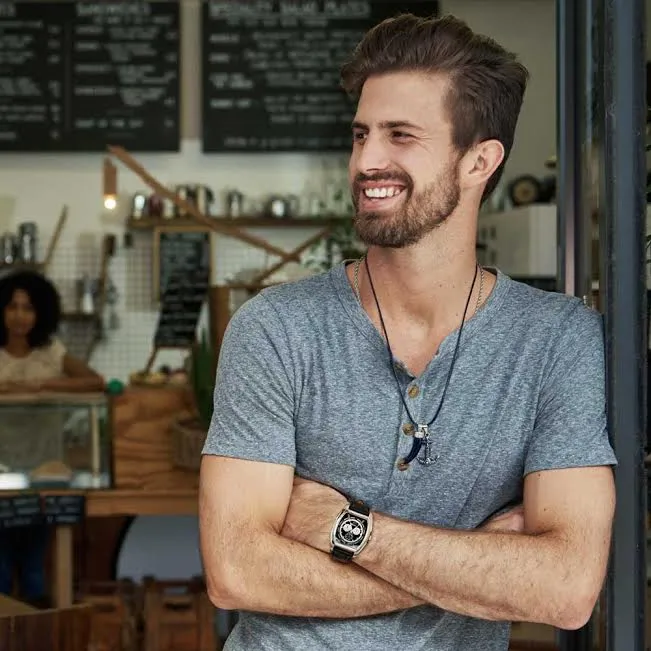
[199,13,616,651]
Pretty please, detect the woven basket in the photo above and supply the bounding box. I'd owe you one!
[170,417,207,471]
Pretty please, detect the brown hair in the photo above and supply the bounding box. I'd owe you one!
[340,13,529,200]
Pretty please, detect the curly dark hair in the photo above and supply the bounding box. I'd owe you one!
[340,14,529,202]
[0,270,62,348]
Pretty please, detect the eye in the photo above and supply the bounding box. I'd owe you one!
[391,131,412,141]
[352,130,367,143]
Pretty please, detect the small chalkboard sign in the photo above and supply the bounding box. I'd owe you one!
[0,494,43,529]
[153,227,212,302]
[42,494,86,526]
[154,269,210,349]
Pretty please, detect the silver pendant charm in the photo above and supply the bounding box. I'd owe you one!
[417,424,438,465]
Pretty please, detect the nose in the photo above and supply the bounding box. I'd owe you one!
[352,132,391,175]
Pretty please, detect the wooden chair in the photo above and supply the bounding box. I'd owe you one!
[77,579,139,651]
[142,576,219,651]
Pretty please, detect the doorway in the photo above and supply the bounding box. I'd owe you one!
[556,0,648,649]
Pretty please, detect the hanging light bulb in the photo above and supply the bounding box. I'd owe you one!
[103,157,118,210]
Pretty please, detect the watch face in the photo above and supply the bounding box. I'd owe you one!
[335,515,367,546]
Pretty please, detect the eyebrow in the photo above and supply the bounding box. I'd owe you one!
[351,120,425,133]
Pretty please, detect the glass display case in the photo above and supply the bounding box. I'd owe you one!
[0,392,111,490]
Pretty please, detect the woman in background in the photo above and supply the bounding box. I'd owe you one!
[0,270,104,606]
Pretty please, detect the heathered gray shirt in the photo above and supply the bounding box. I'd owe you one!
[203,263,616,651]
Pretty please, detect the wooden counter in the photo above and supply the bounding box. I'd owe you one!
[0,392,107,405]
[86,488,197,517]
[51,488,197,609]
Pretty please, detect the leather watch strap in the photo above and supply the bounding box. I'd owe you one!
[331,545,354,563]
[348,500,370,516]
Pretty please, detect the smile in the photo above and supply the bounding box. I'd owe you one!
[363,186,404,199]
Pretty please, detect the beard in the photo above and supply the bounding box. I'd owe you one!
[351,160,461,249]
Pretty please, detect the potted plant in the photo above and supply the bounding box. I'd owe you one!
[170,328,215,471]
[305,218,366,272]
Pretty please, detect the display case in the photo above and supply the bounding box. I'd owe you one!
[0,393,111,490]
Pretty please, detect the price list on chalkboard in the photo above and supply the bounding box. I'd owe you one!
[154,270,210,348]
[0,493,86,528]
[201,0,438,152]
[0,1,180,152]
[153,229,211,348]
[0,494,42,529]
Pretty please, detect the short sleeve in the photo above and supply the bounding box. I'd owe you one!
[524,303,617,475]
[49,337,66,363]
[202,293,296,467]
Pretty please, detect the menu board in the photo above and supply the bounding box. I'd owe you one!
[0,494,42,529]
[43,494,86,525]
[154,228,212,301]
[153,228,211,347]
[0,1,180,152]
[201,0,439,152]
[154,269,211,348]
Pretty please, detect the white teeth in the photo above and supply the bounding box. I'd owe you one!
[363,187,403,199]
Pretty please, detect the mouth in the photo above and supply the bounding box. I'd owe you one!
[357,185,407,211]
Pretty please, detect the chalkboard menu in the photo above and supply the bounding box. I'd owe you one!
[0,494,42,529]
[201,0,439,152]
[154,228,211,301]
[153,228,211,347]
[154,269,210,348]
[0,1,180,152]
[43,494,86,525]
[0,493,86,528]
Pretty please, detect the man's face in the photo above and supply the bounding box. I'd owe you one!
[349,71,462,248]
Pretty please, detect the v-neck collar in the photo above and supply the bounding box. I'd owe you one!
[331,261,511,377]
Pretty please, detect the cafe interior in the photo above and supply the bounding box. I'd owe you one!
[0,0,648,650]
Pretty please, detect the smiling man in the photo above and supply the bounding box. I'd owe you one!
[199,13,616,651]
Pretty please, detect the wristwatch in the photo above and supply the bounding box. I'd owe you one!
[330,499,373,563]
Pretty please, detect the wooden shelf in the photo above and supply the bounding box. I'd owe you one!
[126,216,343,230]
[0,262,43,272]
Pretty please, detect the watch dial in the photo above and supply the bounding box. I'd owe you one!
[336,515,367,545]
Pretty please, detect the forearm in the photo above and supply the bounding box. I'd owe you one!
[213,529,423,618]
[356,513,581,628]
[40,377,105,392]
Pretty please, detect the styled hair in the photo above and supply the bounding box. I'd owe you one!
[0,270,62,348]
[340,13,529,200]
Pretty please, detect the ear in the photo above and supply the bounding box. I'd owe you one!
[459,139,505,191]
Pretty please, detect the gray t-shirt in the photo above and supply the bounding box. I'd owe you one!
[203,264,616,651]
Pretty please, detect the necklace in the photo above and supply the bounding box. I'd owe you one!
[354,257,484,313]
[359,257,481,468]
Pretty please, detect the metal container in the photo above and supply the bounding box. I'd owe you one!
[131,193,148,219]
[17,222,37,263]
[0,232,16,265]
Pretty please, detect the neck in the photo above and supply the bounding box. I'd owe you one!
[361,225,487,331]
[4,334,31,357]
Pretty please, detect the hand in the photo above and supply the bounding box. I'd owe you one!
[281,477,348,553]
[480,504,525,534]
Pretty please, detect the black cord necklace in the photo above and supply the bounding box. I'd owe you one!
[364,257,479,468]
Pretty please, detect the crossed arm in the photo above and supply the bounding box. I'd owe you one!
[0,354,105,393]
[199,455,614,629]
